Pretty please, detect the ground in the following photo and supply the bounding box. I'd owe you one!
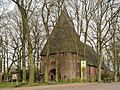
[1,83,120,90]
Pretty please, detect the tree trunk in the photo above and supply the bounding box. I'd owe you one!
[19,7,34,85]
[97,19,102,83]
[113,28,117,82]
[36,38,40,82]
[0,36,2,82]
[98,53,102,83]
[0,54,2,82]
[56,54,59,82]
[45,57,48,82]
[22,29,26,83]
[45,31,49,83]
[3,50,5,81]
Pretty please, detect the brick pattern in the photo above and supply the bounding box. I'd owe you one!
[41,53,97,82]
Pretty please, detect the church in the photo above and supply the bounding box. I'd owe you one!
[40,8,97,82]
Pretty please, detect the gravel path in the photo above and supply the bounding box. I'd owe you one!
[1,83,120,90]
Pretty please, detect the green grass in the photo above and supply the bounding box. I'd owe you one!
[0,82,48,88]
[0,82,17,88]
[0,80,82,88]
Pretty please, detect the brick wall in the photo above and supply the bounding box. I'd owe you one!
[60,53,79,81]
[87,66,97,82]
[41,53,80,81]
[41,53,97,82]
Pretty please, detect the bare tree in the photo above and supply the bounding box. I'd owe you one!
[41,0,53,83]
[12,0,35,84]
[90,0,120,82]
[0,36,2,82]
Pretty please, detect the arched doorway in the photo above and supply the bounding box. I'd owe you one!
[49,69,56,81]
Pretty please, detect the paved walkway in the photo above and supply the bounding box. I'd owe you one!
[1,83,120,90]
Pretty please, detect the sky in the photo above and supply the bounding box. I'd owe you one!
[8,1,15,11]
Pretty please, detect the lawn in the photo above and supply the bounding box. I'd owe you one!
[0,80,82,88]
[0,82,48,88]
[0,82,17,88]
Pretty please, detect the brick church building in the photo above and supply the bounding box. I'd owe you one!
[40,8,97,82]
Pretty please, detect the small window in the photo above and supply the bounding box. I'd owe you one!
[51,61,55,65]
[64,75,66,79]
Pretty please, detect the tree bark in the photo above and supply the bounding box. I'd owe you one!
[22,27,26,83]
[0,36,2,82]
[18,6,34,85]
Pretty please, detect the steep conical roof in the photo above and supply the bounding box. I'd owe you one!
[41,8,80,55]
[41,8,97,66]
